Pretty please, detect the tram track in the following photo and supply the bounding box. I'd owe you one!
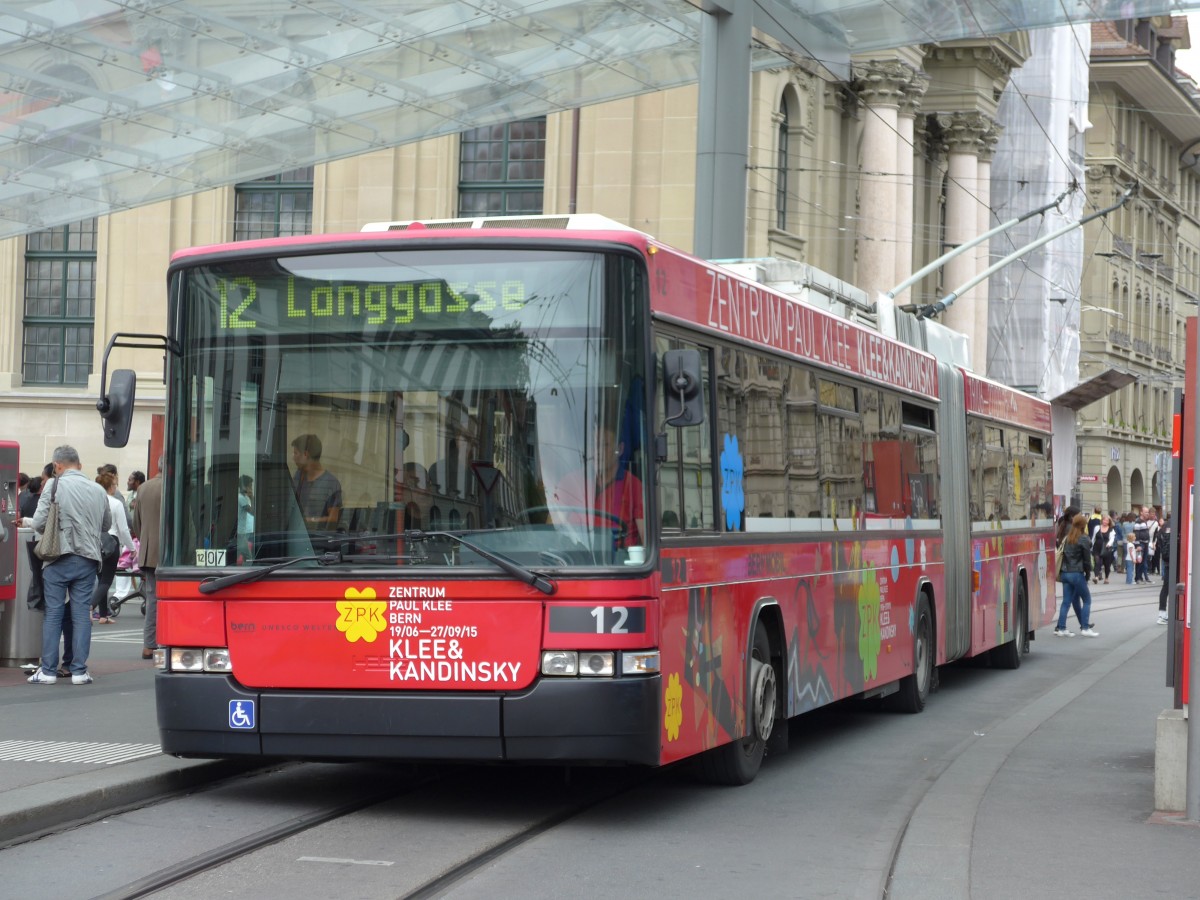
[84,764,647,900]
[400,773,648,900]
[92,784,425,900]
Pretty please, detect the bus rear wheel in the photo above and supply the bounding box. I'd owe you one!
[695,620,776,785]
[892,595,933,713]
[991,581,1028,670]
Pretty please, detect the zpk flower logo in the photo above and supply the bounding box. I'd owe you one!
[664,672,683,741]
[335,587,387,642]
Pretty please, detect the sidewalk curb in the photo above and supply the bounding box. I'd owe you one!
[0,756,259,848]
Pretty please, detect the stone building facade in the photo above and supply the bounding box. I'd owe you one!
[1077,18,1200,514]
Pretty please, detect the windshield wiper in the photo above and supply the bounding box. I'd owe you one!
[197,531,556,596]
[198,549,345,594]
[406,529,557,595]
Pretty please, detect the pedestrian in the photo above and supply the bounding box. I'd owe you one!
[23,445,111,685]
[1124,526,1137,585]
[1157,513,1173,625]
[112,471,144,603]
[19,475,41,518]
[97,463,131,527]
[91,471,136,624]
[1148,513,1162,576]
[24,463,75,675]
[19,474,44,612]
[125,470,145,520]
[1055,506,1086,627]
[1132,507,1153,583]
[237,475,254,562]
[1111,511,1126,573]
[1055,513,1100,637]
[1092,515,1116,584]
[1088,507,1104,583]
[132,460,163,660]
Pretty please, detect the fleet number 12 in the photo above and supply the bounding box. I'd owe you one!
[590,606,629,634]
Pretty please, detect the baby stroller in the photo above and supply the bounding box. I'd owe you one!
[109,542,147,617]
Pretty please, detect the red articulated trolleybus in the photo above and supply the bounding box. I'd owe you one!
[97,214,1056,784]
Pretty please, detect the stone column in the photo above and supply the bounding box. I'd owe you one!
[936,111,993,369]
[975,125,1001,375]
[854,60,914,296]
[895,72,929,288]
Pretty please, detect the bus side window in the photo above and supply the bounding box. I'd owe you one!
[655,333,713,532]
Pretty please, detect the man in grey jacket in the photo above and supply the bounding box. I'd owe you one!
[24,445,111,685]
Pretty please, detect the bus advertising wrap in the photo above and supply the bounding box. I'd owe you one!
[221,593,543,690]
[649,246,939,400]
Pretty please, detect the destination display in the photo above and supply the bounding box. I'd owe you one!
[185,250,605,335]
[215,275,532,331]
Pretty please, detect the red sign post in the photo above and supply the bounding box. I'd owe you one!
[1182,321,1196,706]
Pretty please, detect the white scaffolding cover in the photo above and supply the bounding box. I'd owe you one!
[987,25,1091,401]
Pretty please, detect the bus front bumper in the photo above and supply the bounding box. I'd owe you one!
[156,672,662,766]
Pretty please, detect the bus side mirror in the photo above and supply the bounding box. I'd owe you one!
[97,369,137,448]
[662,349,704,427]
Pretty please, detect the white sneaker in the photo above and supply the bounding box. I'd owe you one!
[71,671,94,685]
[27,669,57,684]
[1053,628,1074,637]
[1157,612,1168,624]
[1080,628,1101,637]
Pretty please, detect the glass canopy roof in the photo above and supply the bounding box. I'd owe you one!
[0,0,1185,240]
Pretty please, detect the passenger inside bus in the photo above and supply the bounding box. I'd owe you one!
[291,433,343,530]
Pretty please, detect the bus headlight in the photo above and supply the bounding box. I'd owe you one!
[541,650,659,676]
[170,647,231,673]
[541,650,578,676]
[578,652,614,676]
[621,650,660,675]
[171,648,204,672]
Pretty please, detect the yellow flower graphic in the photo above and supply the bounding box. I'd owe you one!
[335,587,386,642]
[858,567,881,681]
[664,672,683,741]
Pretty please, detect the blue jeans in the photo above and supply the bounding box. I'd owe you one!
[40,553,99,677]
[1126,555,1135,584]
[1058,572,1092,630]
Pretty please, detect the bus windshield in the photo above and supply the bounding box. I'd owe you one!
[166,246,649,573]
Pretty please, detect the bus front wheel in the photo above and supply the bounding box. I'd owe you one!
[694,620,776,785]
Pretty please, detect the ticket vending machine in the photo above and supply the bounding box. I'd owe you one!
[0,441,18,602]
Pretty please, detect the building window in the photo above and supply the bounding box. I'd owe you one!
[777,99,789,230]
[234,167,314,240]
[458,118,546,216]
[22,218,97,385]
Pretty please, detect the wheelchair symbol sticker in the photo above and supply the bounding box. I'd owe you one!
[228,700,255,730]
